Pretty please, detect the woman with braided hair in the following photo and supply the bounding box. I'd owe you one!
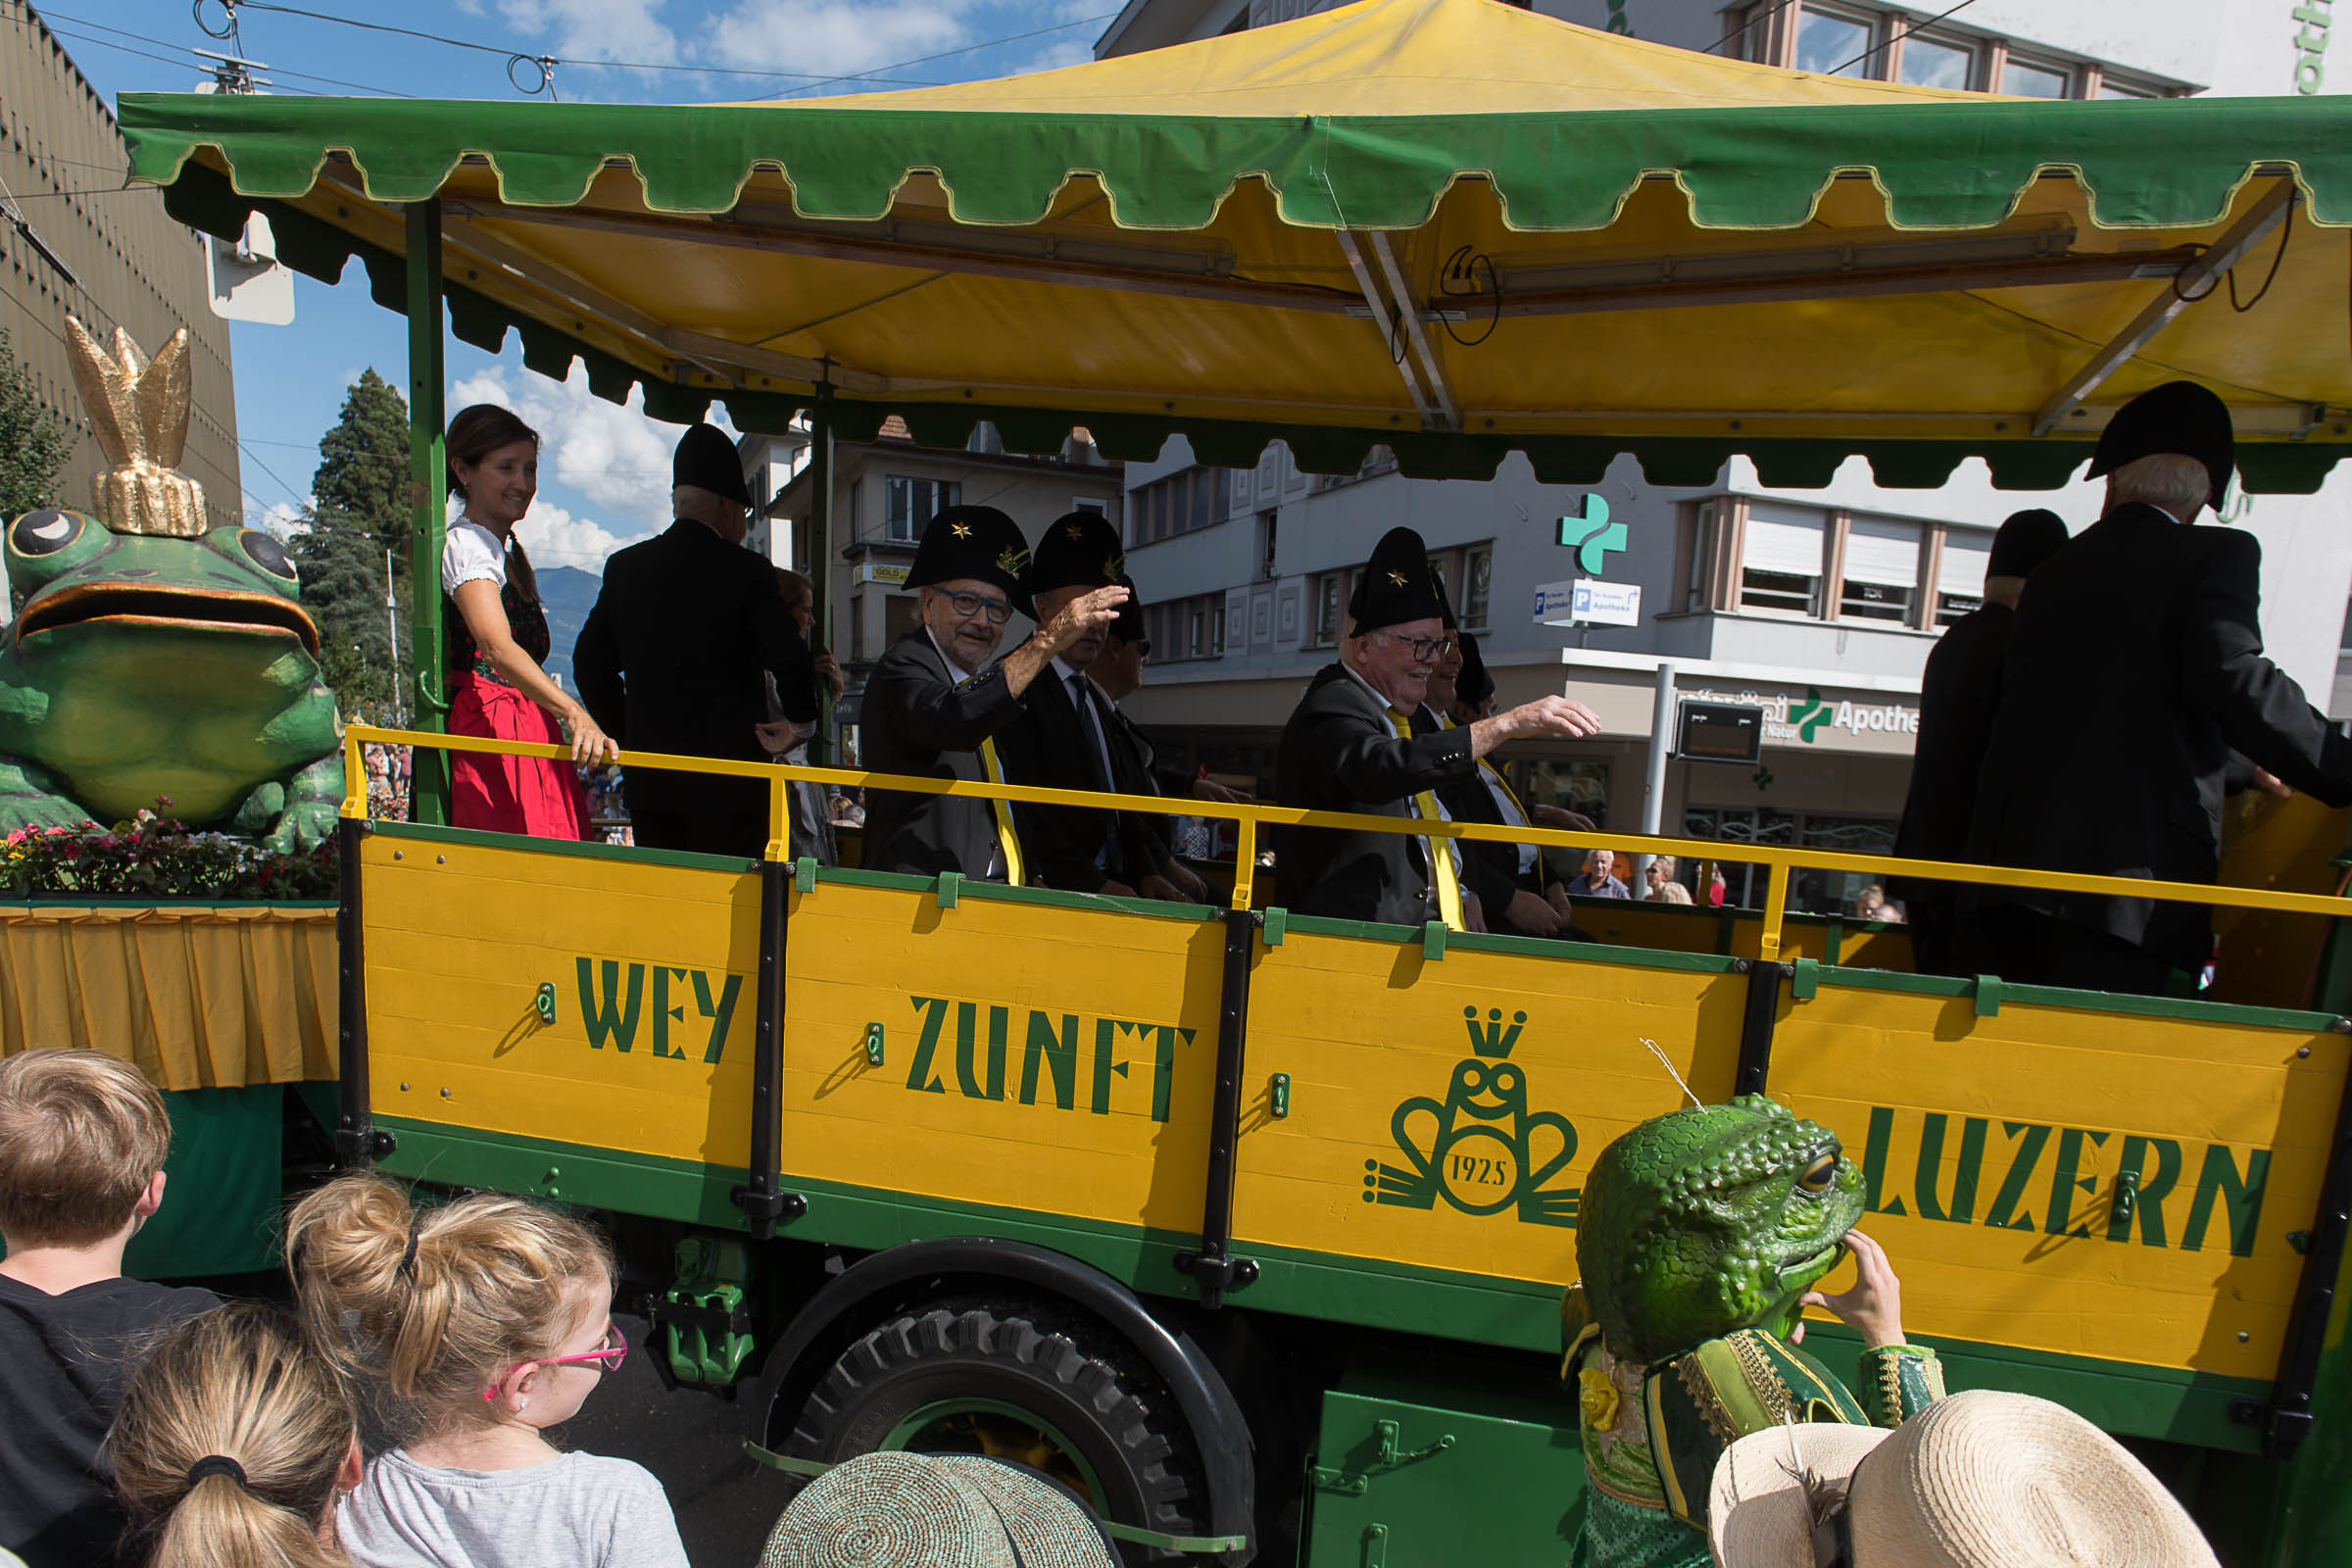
[108,1302,363,1568]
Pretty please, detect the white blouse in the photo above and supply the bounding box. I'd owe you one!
[441,517,507,596]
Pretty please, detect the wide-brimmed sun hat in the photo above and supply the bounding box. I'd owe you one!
[1708,1390,2219,1568]
[759,1449,1118,1568]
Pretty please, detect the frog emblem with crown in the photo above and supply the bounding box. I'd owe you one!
[1366,1005,1580,1226]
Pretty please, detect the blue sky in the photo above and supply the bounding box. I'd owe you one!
[54,0,1114,572]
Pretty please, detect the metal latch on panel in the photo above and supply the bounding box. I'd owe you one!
[864,1022,885,1066]
[534,982,556,1027]
[1308,1419,1457,1497]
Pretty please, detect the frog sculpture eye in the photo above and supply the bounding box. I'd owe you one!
[1796,1151,1840,1193]
[9,510,84,558]
[231,527,299,585]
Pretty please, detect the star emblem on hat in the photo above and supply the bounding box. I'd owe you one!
[951,521,973,539]
[1064,522,1087,540]
[1386,568,1408,586]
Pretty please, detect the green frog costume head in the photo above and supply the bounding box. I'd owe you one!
[0,320,342,849]
[1574,1094,1865,1364]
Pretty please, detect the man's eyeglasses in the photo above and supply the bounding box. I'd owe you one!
[943,590,1013,625]
[1378,631,1456,662]
[483,1320,627,1400]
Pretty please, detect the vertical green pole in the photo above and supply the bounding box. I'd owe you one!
[405,200,449,825]
[807,382,836,766]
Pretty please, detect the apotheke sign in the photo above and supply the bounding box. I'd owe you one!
[1682,684,1919,748]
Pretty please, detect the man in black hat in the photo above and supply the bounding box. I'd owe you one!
[1277,526,1602,928]
[1968,381,2352,994]
[993,514,1197,899]
[1417,620,1572,937]
[1891,508,2070,976]
[858,505,1127,881]
[574,420,812,858]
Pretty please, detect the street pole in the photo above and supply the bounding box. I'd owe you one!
[1636,662,1676,889]
[384,547,401,727]
[806,382,835,766]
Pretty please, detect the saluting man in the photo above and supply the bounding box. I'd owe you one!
[1276,526,1602,929]
[858,505,1125,881]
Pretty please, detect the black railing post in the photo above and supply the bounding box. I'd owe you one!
[733,857,804,1239]
[331,816,393,1167]
[1735,958,1787,1097]
[1179,908,1259,1308]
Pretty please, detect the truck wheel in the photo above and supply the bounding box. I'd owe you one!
[785,1304,1201,1561]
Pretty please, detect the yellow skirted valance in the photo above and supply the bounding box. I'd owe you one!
[0,905,335,1088]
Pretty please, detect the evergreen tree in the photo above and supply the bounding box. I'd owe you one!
[0,328,73,521]
[292,369,414,720]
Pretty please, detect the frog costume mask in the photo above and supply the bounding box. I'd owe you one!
[0,321,342,850]
[1562,1096,1945,1568]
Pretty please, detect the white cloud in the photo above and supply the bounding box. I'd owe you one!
[1005,35,1092,74]
[249,497,313,539]
[498,0,680,66]
[706,0,976,78]
[514,499,643,574]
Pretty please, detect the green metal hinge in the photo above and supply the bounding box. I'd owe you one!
[795,857,818,893]
[1789,957,1820,1002]
[1974,973,2003,1017]
[743,1443,1249,1553]
[1308,1419,1457,1497]
[1261,906,1288,946]
[655,1234,757,1388]
[1422,920,1448,960]
[937,870,963,908]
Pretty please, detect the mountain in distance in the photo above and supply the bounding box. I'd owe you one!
[536,564,603,691]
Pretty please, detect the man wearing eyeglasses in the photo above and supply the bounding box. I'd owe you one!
[1276,525,1604,929]
[858,505,1127,881]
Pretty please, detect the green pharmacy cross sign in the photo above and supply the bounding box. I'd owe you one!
[1558,496,1627,576]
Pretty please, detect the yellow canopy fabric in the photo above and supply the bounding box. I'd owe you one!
[119,0,2352,489]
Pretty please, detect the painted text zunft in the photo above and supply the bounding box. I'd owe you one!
[1857,1106,2270,1256]
[902,995,1198,1122]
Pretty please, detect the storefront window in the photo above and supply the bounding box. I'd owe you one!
[1523,760,1611,827]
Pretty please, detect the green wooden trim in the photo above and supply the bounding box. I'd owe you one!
[805,862,1217,923]
[1811,960,2344,1033]
[372,1118,2260,1448]
[369,819,757,875]
[0,898,338,909]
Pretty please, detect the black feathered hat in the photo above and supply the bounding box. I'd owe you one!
[1107,573,1147,647]
[1455,632,1494,707]
[1027,511,1127,597]
[907,505,1032,612]
[1347,526,1447,634]
[672,421,753,509]
[2085,380,2235,512]
[1985,508,2070,580]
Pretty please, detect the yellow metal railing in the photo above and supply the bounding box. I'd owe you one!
[343,725,2352,958]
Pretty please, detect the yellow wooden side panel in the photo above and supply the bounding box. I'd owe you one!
[1233,932,1747,1285]
[362,836,760,1165]
[781,882,1223,1236]
[1771,986,2344,1382]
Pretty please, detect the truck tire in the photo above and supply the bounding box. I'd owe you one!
[785,1303,1201,1561]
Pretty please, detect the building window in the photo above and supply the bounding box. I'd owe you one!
[1150,592,1229,662]
[1936,525,1992,626]
[1311,571,1346,647]
[1462,546,1492,631]
[885,476,959,543]
[1684,502,1719,611]
[1739,502,1826,617]
[1838,515,1922,624]
[1898,33,1974,89]
[2001,57,2071,98]
[1793,6,1873,74]
[1130,466,1230,547]
[1070,497,1107,515]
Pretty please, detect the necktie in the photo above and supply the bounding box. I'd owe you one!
[1387,708,1464,931]
[975,735,1026,887]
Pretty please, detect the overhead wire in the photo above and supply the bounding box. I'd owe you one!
[1700,0,1797,59]
[754,12,1120,99]
[1826,0,1984,77]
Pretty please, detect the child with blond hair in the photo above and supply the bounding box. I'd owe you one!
[285,1175,688,1568]
[0,1048,217,1568]
[110,1302,365,1568]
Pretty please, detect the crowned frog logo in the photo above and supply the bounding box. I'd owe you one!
[1363,1006,1581,1226]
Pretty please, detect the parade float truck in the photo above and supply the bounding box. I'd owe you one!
[79,0,2352,1559]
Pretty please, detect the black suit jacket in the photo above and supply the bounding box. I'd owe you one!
[1276,662,1474,925]
[1100,694,1176,869]
[995,662,1166,892]
[573,519,811,819]
[1892,602,2012,933]
[1968,504,2352,967]
[858,630,1025,878]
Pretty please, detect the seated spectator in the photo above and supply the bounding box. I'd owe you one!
[754,567,843,866]
[1708,1389,2219,1567]
[286,1176,688,1568]
[1568,848,1630,900]
[1642,855,1692,905]
[1855,884,1902,923]
[760,1450,1116,1568]
[0,1049,218,1568]
[110,1303,364,1568]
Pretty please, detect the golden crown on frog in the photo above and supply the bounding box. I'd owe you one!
[64,315,206,538]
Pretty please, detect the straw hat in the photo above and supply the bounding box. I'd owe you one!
[1708,1390,2219,1568]
[759,1450,1119,1568]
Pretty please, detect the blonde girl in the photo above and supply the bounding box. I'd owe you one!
[109,1303,364,1568]
[285,1177,688,1568]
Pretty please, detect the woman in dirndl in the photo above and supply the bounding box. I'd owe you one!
[441,404,616,837]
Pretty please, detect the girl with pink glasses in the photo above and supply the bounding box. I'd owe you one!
[285,1177,687,1568]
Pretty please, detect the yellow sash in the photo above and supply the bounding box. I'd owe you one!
[975,735,1026,887]
[1478,754,1545,890]
[1388,709,1464,931]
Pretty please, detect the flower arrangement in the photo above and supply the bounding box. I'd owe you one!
[1,798,335,900]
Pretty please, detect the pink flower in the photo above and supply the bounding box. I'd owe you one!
[154,795,174,808]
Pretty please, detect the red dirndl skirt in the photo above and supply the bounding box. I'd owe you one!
[449,673,590,840]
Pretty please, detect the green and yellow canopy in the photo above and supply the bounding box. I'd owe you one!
[120,0,2352,488]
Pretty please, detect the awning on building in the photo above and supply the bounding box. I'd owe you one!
[118,0,2352,490]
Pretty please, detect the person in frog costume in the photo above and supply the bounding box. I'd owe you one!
[1562,1094,1943,1568]
[0,322,341,849]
